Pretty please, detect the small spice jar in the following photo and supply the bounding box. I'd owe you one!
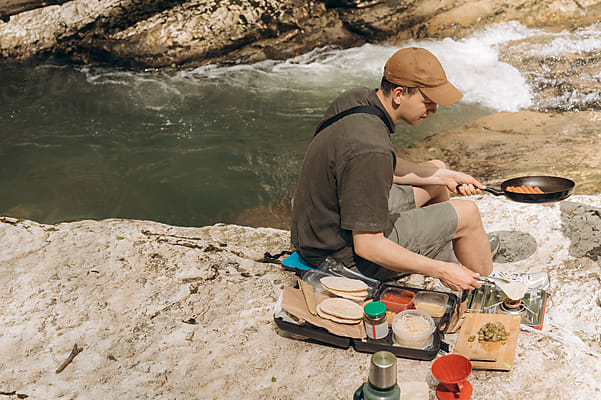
[364,301,389,340]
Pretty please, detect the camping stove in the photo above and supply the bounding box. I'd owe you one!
[465,284,548,330]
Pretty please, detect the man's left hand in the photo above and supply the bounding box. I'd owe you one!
[434,169,485,195]
[455,183,482,196]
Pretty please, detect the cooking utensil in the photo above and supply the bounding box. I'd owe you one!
[476,276,526,300]
[457,175,575,203]
[475,276,510,285]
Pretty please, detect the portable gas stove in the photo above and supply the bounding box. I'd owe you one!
[465,284,548,330]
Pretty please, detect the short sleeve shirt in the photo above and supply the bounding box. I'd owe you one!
[291,87,396,266]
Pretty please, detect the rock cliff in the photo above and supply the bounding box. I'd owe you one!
[1,0,601,68]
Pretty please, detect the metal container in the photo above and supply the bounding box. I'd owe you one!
[368,351,397,389]
[353,351,401,400]
[465,283,548,330]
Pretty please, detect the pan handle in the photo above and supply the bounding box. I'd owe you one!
[455,185,504,196]
[482,187,504,196]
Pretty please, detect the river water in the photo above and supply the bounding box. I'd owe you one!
[1,22,600,227]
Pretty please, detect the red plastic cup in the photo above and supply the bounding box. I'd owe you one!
[431,354,473,399]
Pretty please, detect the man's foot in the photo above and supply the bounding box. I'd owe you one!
[488,234,501,258]
[489,270,550,291]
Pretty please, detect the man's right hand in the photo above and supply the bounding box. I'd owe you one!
[352,231,484,291]
[437,262,482,291]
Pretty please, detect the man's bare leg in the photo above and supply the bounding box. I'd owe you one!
[408,159,492,275]
[412,160,450,207]
[414,184,449,207]
[449,199,492,276]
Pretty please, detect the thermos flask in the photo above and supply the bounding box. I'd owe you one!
[353,351,401,400]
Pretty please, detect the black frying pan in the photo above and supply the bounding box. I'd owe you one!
[458,176,575,203]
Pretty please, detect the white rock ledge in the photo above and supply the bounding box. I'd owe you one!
[1,195,601,399]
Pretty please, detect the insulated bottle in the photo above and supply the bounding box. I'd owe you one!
[353,351,401,400]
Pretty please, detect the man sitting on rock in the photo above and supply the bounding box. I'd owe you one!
[290,47,493,291]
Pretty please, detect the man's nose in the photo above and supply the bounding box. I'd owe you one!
[429,104,438,114]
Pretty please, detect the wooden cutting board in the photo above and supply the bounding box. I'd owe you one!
[454,313,521,370]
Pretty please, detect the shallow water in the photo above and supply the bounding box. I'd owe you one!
[1,22,600,227]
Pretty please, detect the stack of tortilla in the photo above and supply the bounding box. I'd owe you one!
[320,276,368,301]
[316,297,364,325]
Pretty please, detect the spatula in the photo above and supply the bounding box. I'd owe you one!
[476,276,527,300]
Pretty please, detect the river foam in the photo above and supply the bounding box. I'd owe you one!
[519,22,601,57]
[502,22,601,112]
[189,21,540,112]
[79,21,601,115]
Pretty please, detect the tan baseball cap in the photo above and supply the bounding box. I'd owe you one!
[383,47,463,106]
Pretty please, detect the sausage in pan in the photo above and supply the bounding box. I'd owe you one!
[506,185,544,194]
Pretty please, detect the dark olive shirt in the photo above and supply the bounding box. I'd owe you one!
[291,87,396,267]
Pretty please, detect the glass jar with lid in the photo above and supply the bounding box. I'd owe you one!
[363,301,389,340]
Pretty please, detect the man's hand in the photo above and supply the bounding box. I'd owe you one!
[353,231,483,291]
[393,159,484,196]
[436,262,482,291]
[432,169,485,196]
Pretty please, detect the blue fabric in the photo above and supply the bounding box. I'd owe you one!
[281,251,315,271]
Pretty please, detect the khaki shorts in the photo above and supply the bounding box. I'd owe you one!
[354,184,458,281]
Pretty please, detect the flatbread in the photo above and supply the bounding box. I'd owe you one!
[323,287,367,301]
[318,297,364,320]
[320,276,368,293]
[324,287,368,296]
[316,304,362,324]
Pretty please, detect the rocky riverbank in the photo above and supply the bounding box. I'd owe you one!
[400,110,601,193]
[2,193,601,399]
[2,0,601,68]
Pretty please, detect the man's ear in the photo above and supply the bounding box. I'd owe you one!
[392,86,405,105]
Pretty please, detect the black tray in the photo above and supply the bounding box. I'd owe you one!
[274,316,352,349]
[274,284,457,361]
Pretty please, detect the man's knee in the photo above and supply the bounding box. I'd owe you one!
[450,199,483,229]
[414,183,449,207]
[427,159,446,169]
